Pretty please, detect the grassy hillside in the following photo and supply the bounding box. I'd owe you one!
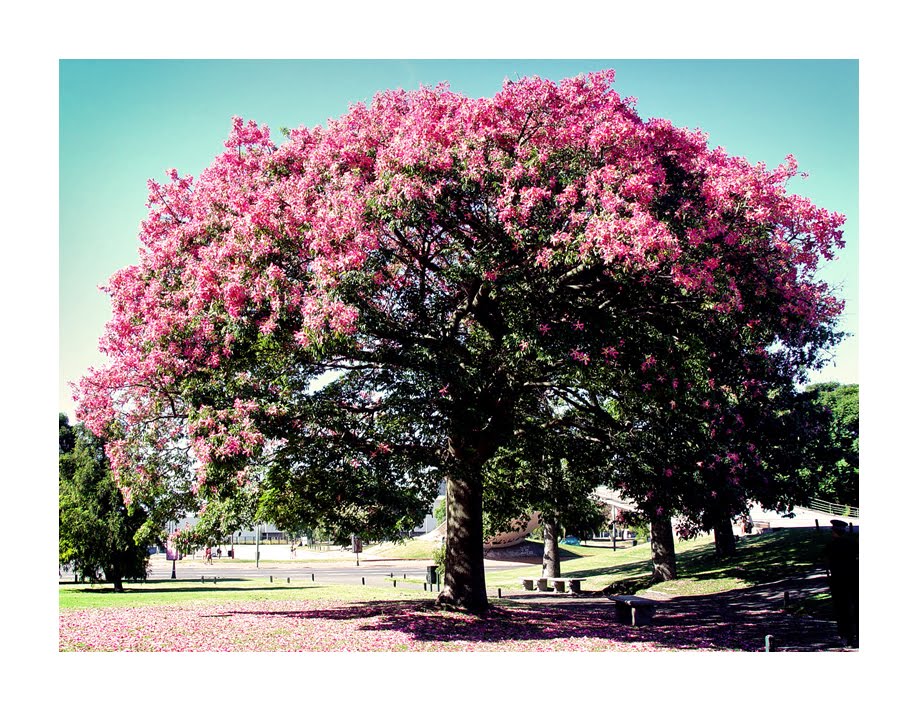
[486,527,839,598]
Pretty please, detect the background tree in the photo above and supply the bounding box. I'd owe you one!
[483,395,609,578]
[76,71,845,612]
[59,415,154,591]
[805,382,858,505]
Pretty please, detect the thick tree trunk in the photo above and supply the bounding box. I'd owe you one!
[650,515,677,582]
[713,516,737,556]
[542,516,560,578]
[436,472,489,614]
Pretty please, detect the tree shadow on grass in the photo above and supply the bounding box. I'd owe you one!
[674,529,833,587]
[560,529,834,594]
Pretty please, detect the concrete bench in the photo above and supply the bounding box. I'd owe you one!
[607,594,657,626]
[546,577,587,593]
[522,577,587,593]
[521,577,550,591]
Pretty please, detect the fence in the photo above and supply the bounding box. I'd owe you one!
[805,498,859,519]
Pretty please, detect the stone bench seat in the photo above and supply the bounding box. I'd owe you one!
[521,577,587,593]
[607,594,658,626]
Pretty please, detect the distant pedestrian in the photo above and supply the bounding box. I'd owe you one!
[216,546,222,559]
[825,519,858,647]
[290,544,296,559]
[205,546,213,565]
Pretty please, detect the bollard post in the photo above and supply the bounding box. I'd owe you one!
[393,579,397,588]
[815,519,820,531]
[287,577,290,584]
[270,576,273,583]
[311,573,315,581]
[498,588,502,599]
[765,635,774,652]
[214,577,217,584]
[362,577,365,585]
[201,576,204,583]
[783,591,790,609]
[423,582,427,591]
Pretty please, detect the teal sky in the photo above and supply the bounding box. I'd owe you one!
[59,59,858,419]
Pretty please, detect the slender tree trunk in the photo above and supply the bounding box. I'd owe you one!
[542,516,560,578]
[106,569,124,592]
[437,471,488,614]
[650,515,677,582]
[713,516,737,556]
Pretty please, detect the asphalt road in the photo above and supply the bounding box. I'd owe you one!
[59,554,527,587]
[150,559,433,582]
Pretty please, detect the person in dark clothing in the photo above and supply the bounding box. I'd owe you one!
[825,519,858,647]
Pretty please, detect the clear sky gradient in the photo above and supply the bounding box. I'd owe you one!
[59,59,858,420]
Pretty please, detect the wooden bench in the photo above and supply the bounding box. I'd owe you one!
[607,594,657,626]
[521,577,587,593]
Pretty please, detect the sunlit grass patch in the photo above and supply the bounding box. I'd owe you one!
[59,580,432,610]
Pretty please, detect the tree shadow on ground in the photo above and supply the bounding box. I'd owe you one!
[561,529,835,595]
[674,529,832,587]
[218,583,847,651]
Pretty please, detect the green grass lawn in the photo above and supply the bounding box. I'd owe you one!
[59,579,432,610]
[485,527,837,598]
[61,527,839,611]
[367,537,440,559]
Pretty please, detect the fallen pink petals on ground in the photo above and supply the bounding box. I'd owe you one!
[59,598,776,652]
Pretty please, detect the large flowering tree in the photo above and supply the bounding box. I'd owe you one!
[76,71,844,612]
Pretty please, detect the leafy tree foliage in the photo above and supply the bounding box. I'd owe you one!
[804,382,858,504]
[76,71,845,612]
[482,395,608,576]
[59,415,154,590]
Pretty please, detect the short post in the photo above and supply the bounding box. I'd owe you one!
[765,635,775,652]
[362,577,365,585]
[311,573,315,581]
[498,588,502,599]
[214,577,217,584]
[287,577,290,584]
[201,575,204,583]
[783,591,790,609]
[270,576,273,583]
[815,519,820,531]
[423,582,427,591]
[393,579,397,588]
